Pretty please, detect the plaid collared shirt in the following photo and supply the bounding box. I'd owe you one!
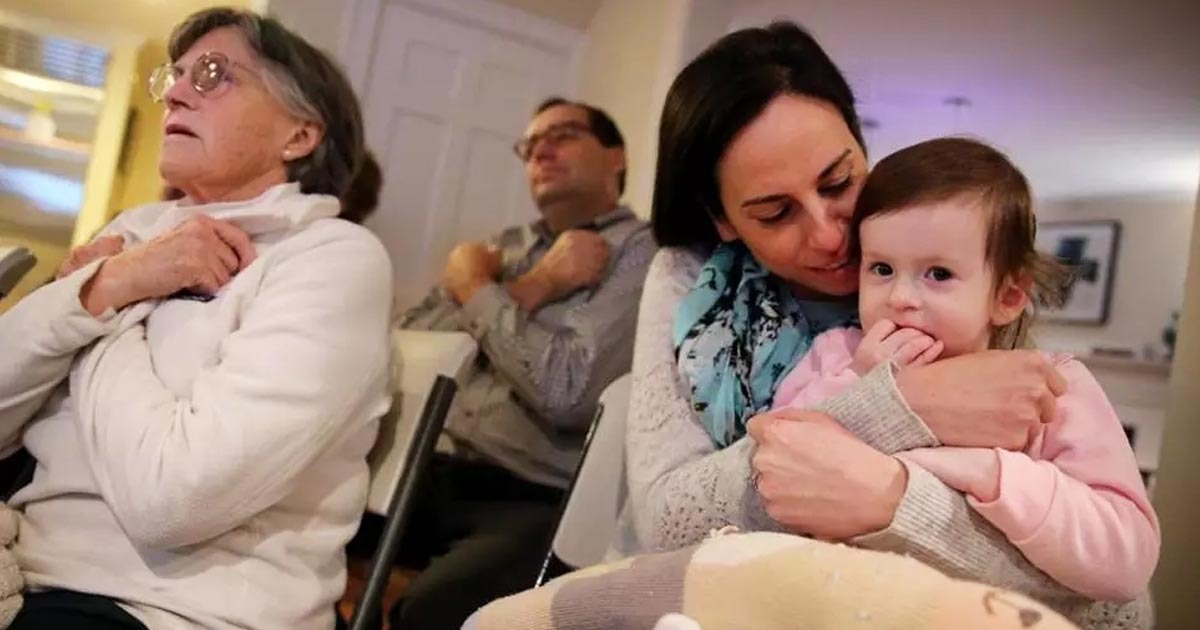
[399,206,654,487]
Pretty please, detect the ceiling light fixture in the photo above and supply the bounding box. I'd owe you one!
[943,95,972,133]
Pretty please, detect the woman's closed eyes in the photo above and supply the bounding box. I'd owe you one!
[759,200,794,224]
[818,172,854,197]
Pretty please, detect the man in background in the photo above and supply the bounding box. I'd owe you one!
[374,97,654,629]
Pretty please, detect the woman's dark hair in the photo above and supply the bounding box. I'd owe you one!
[651,21,864,247]
[169,8,365,210]
[534,97,626,194]
[339,150,382,224]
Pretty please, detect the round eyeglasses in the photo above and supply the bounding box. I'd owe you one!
[148,51,245,103]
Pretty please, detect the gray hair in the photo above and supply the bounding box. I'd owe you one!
[168,7,367,207]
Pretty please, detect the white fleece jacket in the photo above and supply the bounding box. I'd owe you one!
[0,183,393,630]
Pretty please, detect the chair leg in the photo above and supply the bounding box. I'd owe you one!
[533,403,605,588]
[350,376,457,630]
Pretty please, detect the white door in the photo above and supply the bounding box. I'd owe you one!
[357,0,580,310]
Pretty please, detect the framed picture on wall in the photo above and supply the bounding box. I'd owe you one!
[1035,220,1121,325]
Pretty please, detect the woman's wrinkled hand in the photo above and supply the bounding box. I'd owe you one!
[57,235,125,280]
[81,215,256,315]
[748,410,907,540]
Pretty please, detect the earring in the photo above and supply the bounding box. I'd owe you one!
[282,150,292,160]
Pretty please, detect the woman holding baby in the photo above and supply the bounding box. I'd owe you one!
[617,21,1157,630]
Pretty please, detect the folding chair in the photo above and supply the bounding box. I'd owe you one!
[364,330,477,516]
[0,246,36,300]
[349,330,477,630]
[535,373,632,586]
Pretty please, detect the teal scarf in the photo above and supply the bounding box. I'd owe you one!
[673,244,855,447]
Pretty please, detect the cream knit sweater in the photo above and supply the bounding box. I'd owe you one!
[0,184,393,629]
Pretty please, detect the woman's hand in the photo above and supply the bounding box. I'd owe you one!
[748,410,907,540]
[57,235,125,280]
[80,215,256,315]
[896,350,1068,451]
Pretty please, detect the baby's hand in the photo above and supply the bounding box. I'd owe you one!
[851,319,944,375]
[900,447,1001,502]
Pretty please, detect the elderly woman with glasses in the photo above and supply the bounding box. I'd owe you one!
[0,8,391,630]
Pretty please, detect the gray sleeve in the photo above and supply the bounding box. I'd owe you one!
[815,362,939,452]
[398,227,529,332]
[396,285,464,332]
[823,364,1081,602]
[459,230,655,430]
[854,460,1079,603]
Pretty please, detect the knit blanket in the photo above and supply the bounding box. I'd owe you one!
[0,503,22,627]
[464,531,1077,630]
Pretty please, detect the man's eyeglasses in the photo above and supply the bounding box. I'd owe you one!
[148,51,254,103]
[513,121,593,162]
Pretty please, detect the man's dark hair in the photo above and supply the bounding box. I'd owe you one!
[535,97,626,194]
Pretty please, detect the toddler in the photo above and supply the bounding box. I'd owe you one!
[772,137,1159,602]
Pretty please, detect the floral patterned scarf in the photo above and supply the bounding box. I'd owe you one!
[673,243,855,447]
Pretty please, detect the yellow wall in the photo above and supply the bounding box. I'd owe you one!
[0,229,69,314]
[1151,186,1200,627]
[109,40,169,217]
[75,37,171,245]
[70,43,137,246]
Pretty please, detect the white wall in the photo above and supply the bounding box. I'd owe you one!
[678,0,734,65]
[1032,195,1195,356]
[575,0,732,219]
[492,0,600,29]
[265,0,355,59]
[270,0,736,221]
[575,0,673,218]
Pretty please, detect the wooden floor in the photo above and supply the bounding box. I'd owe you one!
[338,556,418,629]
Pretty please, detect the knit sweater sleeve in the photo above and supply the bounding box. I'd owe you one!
[815,363,1080,601]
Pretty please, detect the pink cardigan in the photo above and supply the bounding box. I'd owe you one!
[772,327,1160,602]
